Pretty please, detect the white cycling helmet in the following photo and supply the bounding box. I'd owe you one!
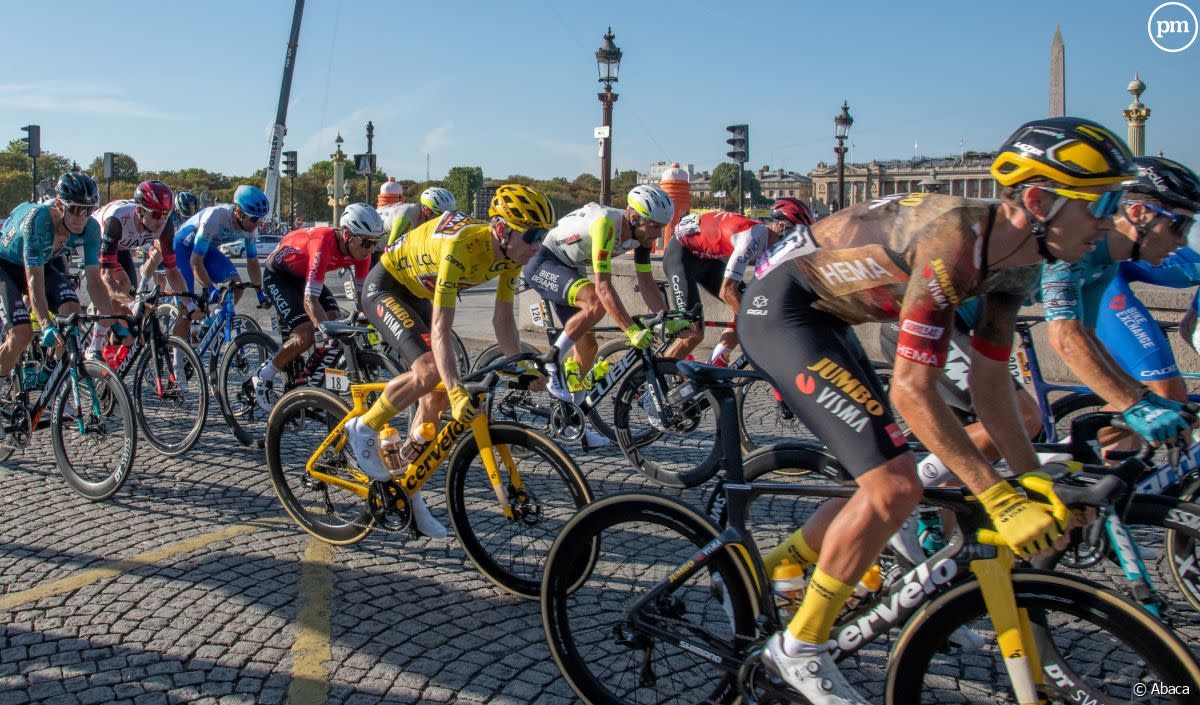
[626,185,675,225]
[419,187,457,214]
[339,203,386,239]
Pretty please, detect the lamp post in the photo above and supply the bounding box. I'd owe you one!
[595,27,622,206]
[327,134,350,223]
[365,121,375,198]
[834,101,853,211]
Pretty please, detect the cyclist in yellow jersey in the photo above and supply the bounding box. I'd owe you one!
[348,184,555,537]
[524,187,677,435]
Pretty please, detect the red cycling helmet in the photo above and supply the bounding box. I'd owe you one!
[135,180,174,213]
[769,197,814,227]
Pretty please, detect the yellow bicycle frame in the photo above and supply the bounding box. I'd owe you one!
[303,381,525,521]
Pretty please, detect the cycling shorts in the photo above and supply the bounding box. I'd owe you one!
[1095,273,1179,381]
[263,267,340,336]
[175,240,239,293]
[739,271,908,477]
[361,264,432,366]
[0,256,79,328]
[522,246,591,325]
[662,236,732,316]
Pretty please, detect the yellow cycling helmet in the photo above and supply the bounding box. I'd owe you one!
[489,184,556,231]
[990,116,1135,188]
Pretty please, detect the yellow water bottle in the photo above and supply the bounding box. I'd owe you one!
[772,559,807,622]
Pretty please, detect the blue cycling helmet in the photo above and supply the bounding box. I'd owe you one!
[174,191,200,219]
[233,185,270,218]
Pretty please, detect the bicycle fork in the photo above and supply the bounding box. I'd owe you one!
[971,548,1044,705]
[469,414,524,522]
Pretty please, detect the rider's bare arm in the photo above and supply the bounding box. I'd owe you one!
[430,305,461,391]
[636,269,667,313]
[970,291,1039,475]
[1047,319,1143,410]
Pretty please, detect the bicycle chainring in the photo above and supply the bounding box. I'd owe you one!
[549,402,584,442]
[1,402,31,449]
[367,480,412,532]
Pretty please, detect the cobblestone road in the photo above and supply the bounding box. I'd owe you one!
[2,323,1199,703]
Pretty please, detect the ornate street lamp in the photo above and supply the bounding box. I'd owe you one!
[834,101,854,211]
[327,134,350,223]
[596,27,622,206]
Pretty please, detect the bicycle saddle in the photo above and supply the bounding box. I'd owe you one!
[675,360,764,385]
[318,321,372,340]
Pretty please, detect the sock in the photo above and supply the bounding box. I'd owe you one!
[709,342,734,365]
[257,361,278,382]
[785,568,855,649]
[360,396,399,432]
[172,348,185,372]
[764,526,820,577]
[545,361,559,378]
[917,453,954,487]
[90,325,110,352]
[553,332,575,357]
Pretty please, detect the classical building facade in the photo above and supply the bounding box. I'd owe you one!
[808,153,998,214]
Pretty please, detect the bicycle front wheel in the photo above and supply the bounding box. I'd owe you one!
[265,387,372,544]
[446,423,592,599]
[541,492,758,705]
[217,330,279,448]
[51,361,138,501]
[132,336,208,456]
[888,569,1200,705]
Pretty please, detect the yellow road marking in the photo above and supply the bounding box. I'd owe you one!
[0,517,287,612]
[287,538,336,705]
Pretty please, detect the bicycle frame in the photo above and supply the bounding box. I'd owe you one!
[302,382,523,520]
[194,290,241,361]
[621,378,1052,703]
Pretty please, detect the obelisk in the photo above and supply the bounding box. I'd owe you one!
[1049,26,1065,117]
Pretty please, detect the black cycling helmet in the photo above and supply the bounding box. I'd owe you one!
[990,116,1135,188]
[1127,157,1200,213]
[174,191,201,219]
[55,172,99,205]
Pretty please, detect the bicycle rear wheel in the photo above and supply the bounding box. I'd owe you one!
[265,387,373,544]
[541,492,758,705]
[887,569,1200,704]
[131,336,208,456]
[445,423,592,599]
[51,361,137,501]
[217,330,279,447]
[736,377,816,451]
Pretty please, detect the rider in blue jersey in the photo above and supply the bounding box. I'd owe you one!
[0,173,101,378]
[1043,157,1199,444]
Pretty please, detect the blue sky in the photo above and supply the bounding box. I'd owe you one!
[2,0,1197,182]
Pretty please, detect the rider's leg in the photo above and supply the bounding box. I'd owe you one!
[0,324,33,378]
[170,241,198,343]
[557,283,604,366]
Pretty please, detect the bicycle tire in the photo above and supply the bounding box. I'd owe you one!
[131,335,208,457]
[471,342,540,371]
[583,339,637,442]
[51,360,138,501]
[473,343,550,431]
[216,329,279,448]
[445,423,592,599]
[703,440,846,525]
[613,358,722,489]
[265,387,373,545]
[1131,494,1200,617]
[1048,391,1105,442]
[450,330,470,376]
[541,491,758,705]
[887,569,1200,704]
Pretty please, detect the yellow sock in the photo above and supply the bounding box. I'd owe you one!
[360,396,399,432]
[764,526,820,577]
[787,568,854,644]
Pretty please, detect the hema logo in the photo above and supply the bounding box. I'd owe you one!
[1149,2,1198,52]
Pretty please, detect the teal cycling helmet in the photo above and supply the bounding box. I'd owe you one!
[233,185,270,217]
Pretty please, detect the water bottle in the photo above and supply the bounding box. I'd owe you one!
[582,359,609,390]
[772,559,807,623]
[398,423,437,467]
[844,564,884,613]
[379,426,404,472]
[917,507,946,553]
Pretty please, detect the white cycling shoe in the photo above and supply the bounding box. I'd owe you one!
[580,429,612,451]
[761,634,872,705]
[345,418,392,482]
[547,374,576,403]
[409,492,448,539]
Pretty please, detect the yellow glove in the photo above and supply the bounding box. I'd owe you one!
[448,385,479,424]
[977,481,1063,558]
[514,360,543,378]
[626,324,653,350]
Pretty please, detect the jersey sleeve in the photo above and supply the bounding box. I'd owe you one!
[304,236,329,296]
[893,240,977,368]
[99,216,124,268]
[158,219,177,269]
[971,290,1024,362]
[191,210,219,257]
[387,212,413,248]
[724,224,767,281]
[22,207,54,268]
[1040,261,1086,323]
[433,238,466,308]
[496,266,519,304]
[1118,250,1200,289]
[352,256,370,289]
[590,215,619,275]
[633,245,652,273]
[243,232,258,259]
[79,218,102,267]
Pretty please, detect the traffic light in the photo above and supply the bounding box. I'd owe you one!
[725,124,748,164]
[282,151,298,177]
[20,125,40,158]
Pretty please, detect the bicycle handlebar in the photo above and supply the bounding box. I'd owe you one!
[461,351,547,396]
[977,468,1125,549]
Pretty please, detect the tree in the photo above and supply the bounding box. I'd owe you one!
[444,167,484,215]
[0,140,75,215]
[610,170,641,209]
[709,162,761,209]
[87,152,138,182]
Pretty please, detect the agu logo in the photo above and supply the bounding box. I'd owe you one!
[1149,2,1198,52]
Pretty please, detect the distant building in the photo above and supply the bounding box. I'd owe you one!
[640,161,697,184]
[808,153,998,214]
[756,166,813,203]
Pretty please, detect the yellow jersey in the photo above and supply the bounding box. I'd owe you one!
[380,211,522,308]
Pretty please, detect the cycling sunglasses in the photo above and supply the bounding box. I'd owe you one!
[137,205,171,220]
[62,203,96,217]
[1043,187,1124,219]
[1143,203,1196,238]
[237,209,263,224]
